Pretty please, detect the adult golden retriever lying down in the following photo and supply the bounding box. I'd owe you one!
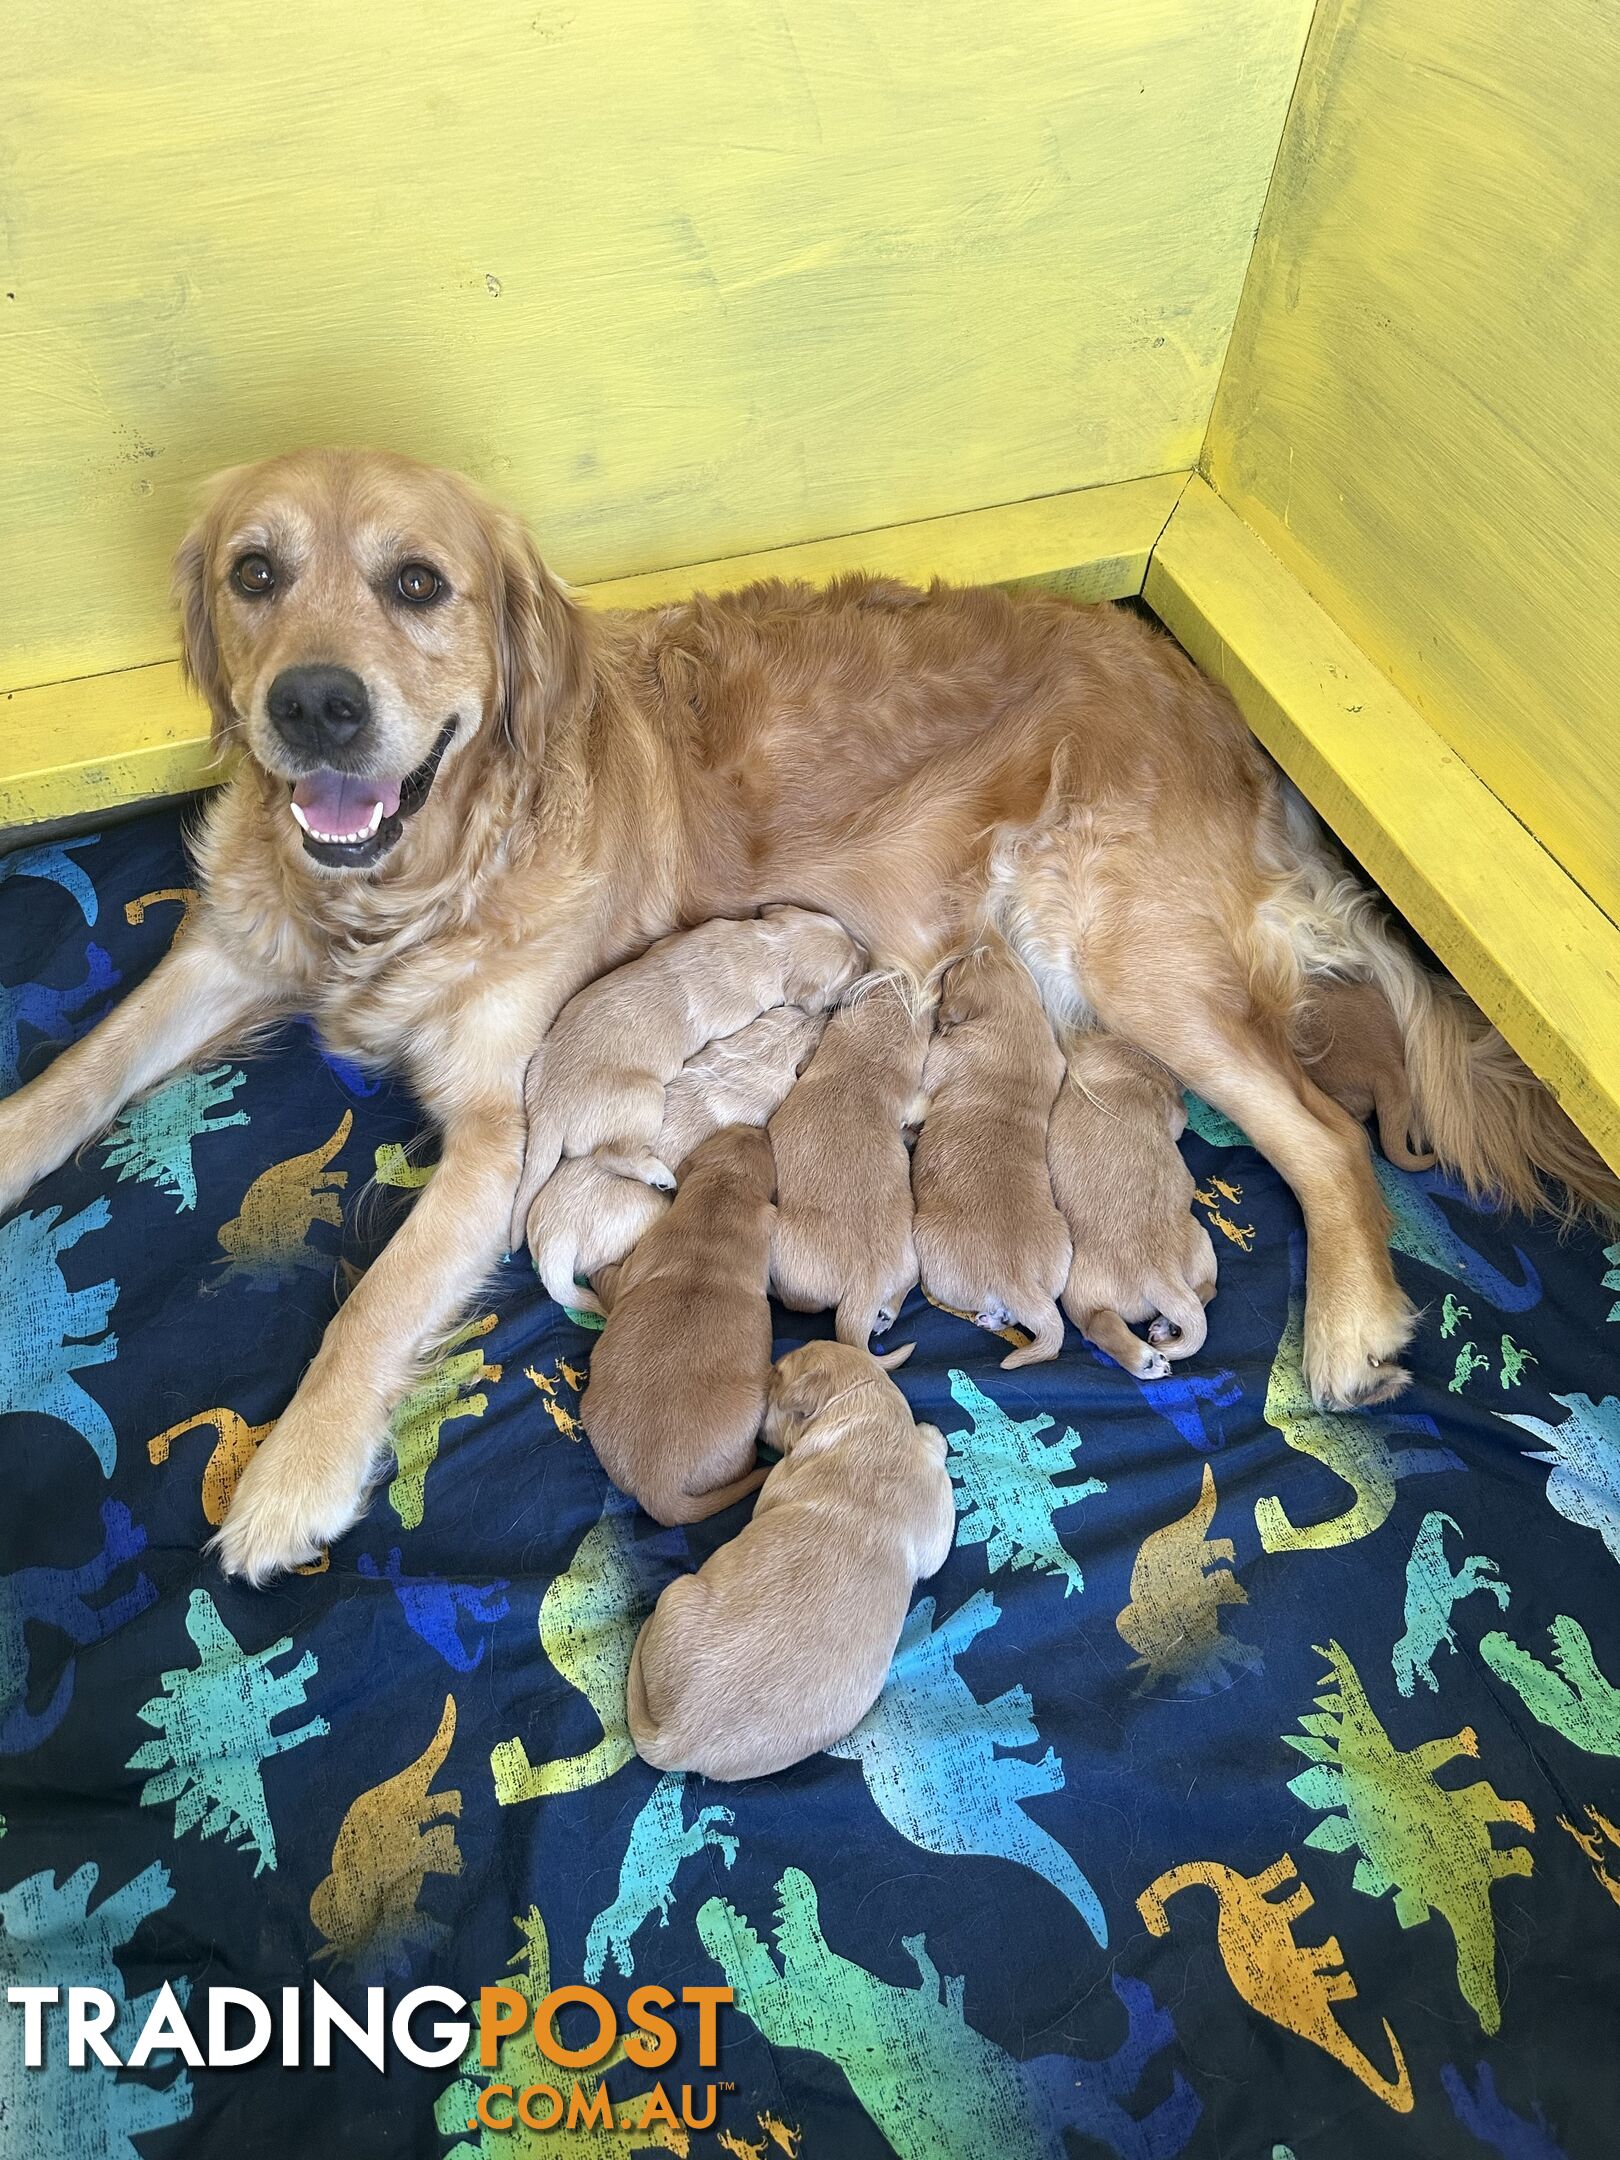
[0,449,1609,1583]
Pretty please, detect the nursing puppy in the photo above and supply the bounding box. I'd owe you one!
[1048,1031,1218,1378]
[911,942,1070,1367]
[509,906,859,1240]
[525,1004,824,1313]
[1295,978,1435,1171]
[626,1340,954,1780]
[768,980,932,1347]
[580,1124,776,1525]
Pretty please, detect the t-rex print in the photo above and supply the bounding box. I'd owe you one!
[583,1771,739,1982]
[0,1196,121,1473]
[1085,1351,1244,1452]
[210,1108,351,1290]
[1374,1159,1541,1312]
[1116,1461,1261,1696]
[1390,1511,1509,1697]
[0,1500,155,1753]
[356,1547,509,1671]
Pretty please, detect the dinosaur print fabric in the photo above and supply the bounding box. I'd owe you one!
[1,806,1617,2157]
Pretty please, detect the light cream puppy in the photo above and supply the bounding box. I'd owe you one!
[626,1340,954,1781]
[1048,1031,1218,1378]
[580,1124,776,1526]
[768,980,932,1347]
[911,941,1071,1368]
[525,1004,825,1313]
[509,906,860,1239]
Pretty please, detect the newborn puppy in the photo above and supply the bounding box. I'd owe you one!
[911,942,1070,1367]
[1048,1031,1218,1378]
[525,1005,825,1313]
[509,906,861,1241]
[769,980,932,1346]
[1295,978,1434,1170]
[580,1124,776,1525]
[626,1340,954,1780]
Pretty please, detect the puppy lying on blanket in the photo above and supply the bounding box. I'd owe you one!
[1048,1031,1217,1378]
[769,979,932,1347]
[582,1124,776,1525]
[912,941,1071,1368]
[524,1004,823,1312]
[508,906,859,1240]
[1295,978,1435,1171]
[627,1340,954,1779]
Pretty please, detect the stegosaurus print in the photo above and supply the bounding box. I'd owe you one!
[0,1197,121,1474]
[944,1368,1105,1595]
[100,1063,249,1211]
[127,1588,328,1874]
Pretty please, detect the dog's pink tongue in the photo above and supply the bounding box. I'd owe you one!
[291,770,402,838]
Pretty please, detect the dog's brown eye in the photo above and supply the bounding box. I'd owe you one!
[396,562,441,605]
[233,552,276,597]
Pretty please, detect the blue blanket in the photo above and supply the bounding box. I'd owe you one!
[2,807,1617,2159]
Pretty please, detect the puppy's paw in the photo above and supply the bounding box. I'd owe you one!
[1147,1315,1181,1346]
[974,1305,1012,1331]
[1140,1349,1173,1381]
[211,1408,382,1585]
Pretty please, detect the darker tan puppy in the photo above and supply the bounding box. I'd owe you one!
[581,1124,776,1525]
[1049,1031,1218,1377]
[768,979,932,1346]
[1295,978,1435,1171]
[912,941,1071,1366]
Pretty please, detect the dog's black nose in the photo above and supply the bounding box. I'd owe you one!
[266,665,371,756]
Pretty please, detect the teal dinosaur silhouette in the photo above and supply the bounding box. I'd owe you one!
[1391,1512,1508,1697]
[0,1859,193,2158]
[830,1589,1108,1945]
[0,943,119,1091]
[1284,1639,1534,2033]
[0,834,99,922]
[1441,1293,1470,1340]
[1,1499,155,1753]
[583,1772,738,1982]
[697,1867,1198,2160]
[0,1197,120,1473]
[1374,1161,1541,1311]
[1182,1093,1250,1148]
[1603,1243,1620,1324]
[1480,1616,1620,1756]
[1498,1395,1620,1569]
[127,1588,328,1874]
[100,1064,249,1212]
[944,1369,1105,1595]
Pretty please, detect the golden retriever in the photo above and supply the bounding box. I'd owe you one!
[626,1340,953,1779]
[1293,978,1436,1172]
[0,447,1607,1581]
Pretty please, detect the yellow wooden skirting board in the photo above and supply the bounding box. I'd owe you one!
[0,472,1187,830]
[1147,479,1620,1174]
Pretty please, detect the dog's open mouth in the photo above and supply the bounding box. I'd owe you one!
[289,721,458,870]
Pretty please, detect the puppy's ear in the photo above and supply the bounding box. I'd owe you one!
[172,488,235,749]
[491,511,592,765]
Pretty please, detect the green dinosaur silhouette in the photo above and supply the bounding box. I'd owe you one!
[99,1064,249,1212]
[1391,1512,1509,1697]
[1255,1282,1457,1553]
[1441,1294,1470,1340]
[438,1904,691,2157]
[126,1588,328,1875]
[491,1489,649,1805]
[1480,1616,1620,1756]
[1449,1342,1491,1394]
[696,1867,1199,2160]
[1283,1640,1534,2033]
[1498,1336,1537,1389]
[944,1369,1104,1596]
[387,1314,502,1530]
[583,1772,738,1981]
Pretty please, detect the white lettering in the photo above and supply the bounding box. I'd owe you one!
[310,1983,385,2070]
[7,1987,59,2068]
[67,1989,121,2068]
[207,1987,272,2068]
[391,1987,471,2068]
[126,1981,204,2069]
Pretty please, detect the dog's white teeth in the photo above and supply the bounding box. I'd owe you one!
[363,800,383,837]
[290,801,312,834]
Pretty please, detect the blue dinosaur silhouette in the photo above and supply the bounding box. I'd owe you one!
[1,1500,155,1753]
[1441,2060,1567,2160]
[1498,1396,1620,1570]
[296,1015,383,1097]
[0,1197,120,1473]
[356,1547,510,1672]
[0,943,119,1091]
[1374,1161,1541,1312]
[945,1369,1105,1595]
[1088,1349,1243,1451]
[0,1859,193,2157]
[0,835,99,923]
[830,1589,1108,1945]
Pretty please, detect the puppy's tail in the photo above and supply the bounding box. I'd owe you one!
[625,1627,672,1769]
[1272,795,1620,1225]
[538,1244,604,1317]
[835,1280,906,1350]
[1000,1300,1065,1369]
[508,1123,565,1253]
[650,1464,770,1528]
[1151,1284,1208,1361]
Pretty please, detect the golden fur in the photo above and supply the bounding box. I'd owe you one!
[580,1125,775,1526]
[768,978,932,1347]
[626,1341,953,1780]
[912,940,1072,1368]
[0,446,1610,1581]
[1048,1032,1218,1377]
[1293,978,1434,1172]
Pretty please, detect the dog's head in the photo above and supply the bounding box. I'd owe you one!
[763,1339,913,1453]
[173,449,589,873]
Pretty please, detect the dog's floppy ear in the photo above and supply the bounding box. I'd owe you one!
[491,510,591,765]
[172,479,238,749]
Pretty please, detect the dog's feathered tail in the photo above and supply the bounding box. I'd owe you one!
[1000,1299,1065,1369]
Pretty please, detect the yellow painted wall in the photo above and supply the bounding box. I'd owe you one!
[1207,0,1620,929]
[3,0,1313,694]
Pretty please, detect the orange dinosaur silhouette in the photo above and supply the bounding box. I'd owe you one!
[212,1110,351,1287]
[147,1407,327,1573]
[310,1694,462,1973]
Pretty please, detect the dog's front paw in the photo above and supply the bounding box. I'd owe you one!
[211,1403,384,1585]
[1303,1285,1419,1410]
